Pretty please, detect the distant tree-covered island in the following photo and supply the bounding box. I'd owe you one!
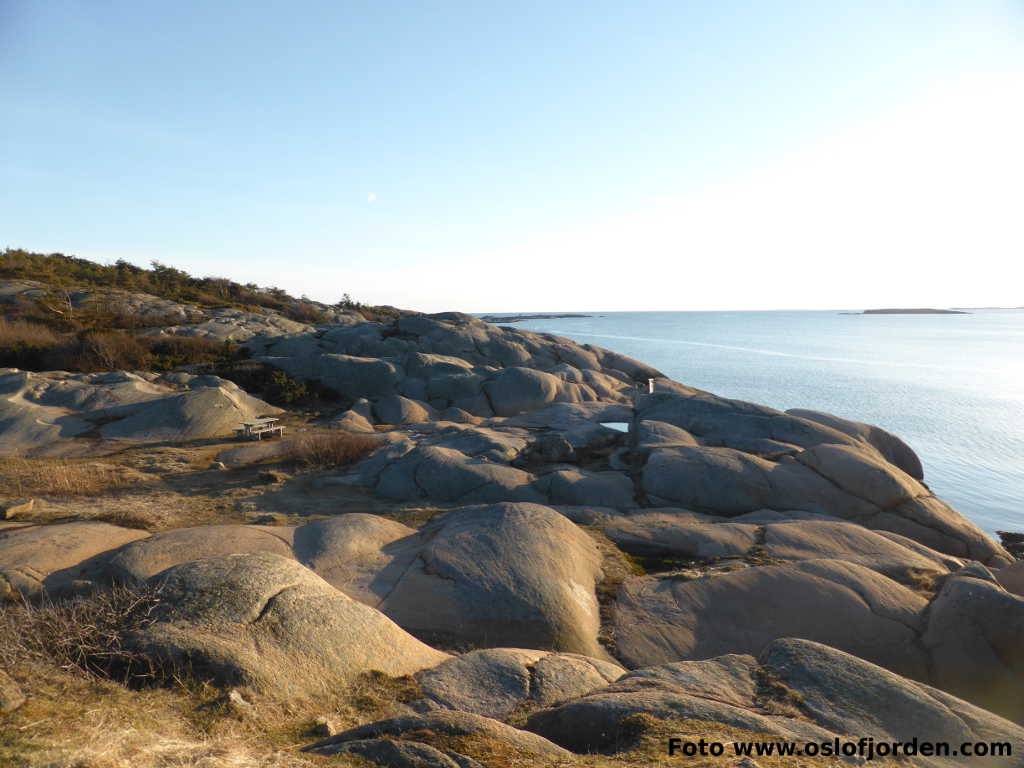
[861,308,969,315]
[479,313,593,323]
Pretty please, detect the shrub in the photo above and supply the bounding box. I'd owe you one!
[0,317,62,369]
[76,331,153,371]
[0,585,164,680]
[284,432,382,470]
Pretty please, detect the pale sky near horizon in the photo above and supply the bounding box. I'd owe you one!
[2,1,1022,312]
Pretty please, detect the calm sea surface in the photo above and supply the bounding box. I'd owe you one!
[508,310,1024,536]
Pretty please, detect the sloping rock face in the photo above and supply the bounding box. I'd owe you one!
[75,506,606,657]
[126,552,448,697]
[0,369,280,456]
[0,521,149,601]
[634,390,1008,566]
[337,504,607,658]
[786,407,924,479]
[101,525,296,583]
[614,559,930,678]
[605,515,964,582]
[613,558,1024,724]
[527,639,1024,767]
[526,652,838,752]
[922,567,1024,723]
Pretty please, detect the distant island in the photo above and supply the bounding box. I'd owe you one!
[480,313,592,323]
[860,308,969,315]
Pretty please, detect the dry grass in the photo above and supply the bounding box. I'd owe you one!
[0,458,140,499]
[0,317,60,347]
[283,432,382,471]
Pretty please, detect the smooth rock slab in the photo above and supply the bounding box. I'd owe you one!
[525,654,834,753]
[100,525,296,584]
[127,553,448,697]
[415,648,624,719]
[922,568,1024,723]
[614,559,929,678]
[0,521,149,600]
[763,638,1024,768]
[378,503,607,658]
[786,407,924,479]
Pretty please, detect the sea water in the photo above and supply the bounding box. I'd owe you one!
[509,310,1024,536]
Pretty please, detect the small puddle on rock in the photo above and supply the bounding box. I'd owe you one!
[600,422,630,432]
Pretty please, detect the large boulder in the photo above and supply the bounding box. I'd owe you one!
[374,445,544,504]
[373,394,434,425]
[482,367,585,417]
[292,514,416,606]
[0,521,149,600]
[375,504,607,657]
[614,559,929,677]
[126,553,448,697]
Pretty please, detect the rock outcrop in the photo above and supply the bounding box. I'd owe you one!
[304,710,571,761]
[614,559,930,678]
[73,505,606,657]
[0,369,280,456]
[413,648,624,719]
[126,552,449,696]
[0,521,149,601]
[635,390,1008,566]
[527,638,1024,767]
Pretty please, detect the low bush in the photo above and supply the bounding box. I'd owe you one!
[284,432,382,470]
[0,585,164,680]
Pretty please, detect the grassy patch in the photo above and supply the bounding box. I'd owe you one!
[0,458,141,499]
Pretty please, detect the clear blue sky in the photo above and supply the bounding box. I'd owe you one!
[2,1,1022,311]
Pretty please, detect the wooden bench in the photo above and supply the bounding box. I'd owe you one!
[234,418,286,441]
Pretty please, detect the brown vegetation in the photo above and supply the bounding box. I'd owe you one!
[284,432,383,471]
[0,458,140,498]
[0,585,164,680]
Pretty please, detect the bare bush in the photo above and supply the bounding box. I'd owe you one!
[0,585,164,680]
[284,432,382,470]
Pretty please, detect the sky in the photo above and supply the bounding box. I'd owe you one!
[2,0,1022,312]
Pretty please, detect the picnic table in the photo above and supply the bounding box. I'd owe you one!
[234,417,285,440]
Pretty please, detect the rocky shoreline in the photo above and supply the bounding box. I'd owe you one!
[1,278,1022,767]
